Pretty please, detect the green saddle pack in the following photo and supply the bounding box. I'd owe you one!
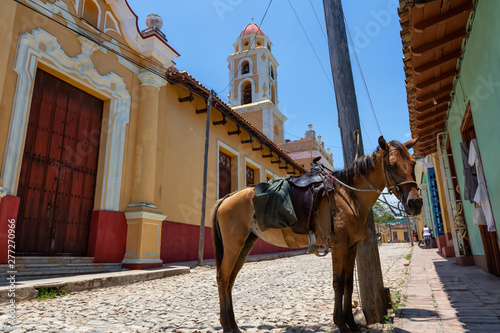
[252,176,298,231]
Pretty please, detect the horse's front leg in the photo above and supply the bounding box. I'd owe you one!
[331,244,350,333]
[343,244,361,333]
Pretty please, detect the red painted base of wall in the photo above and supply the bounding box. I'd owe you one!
[87,211,127,263]
[437,234,447,253]
[122,263,163,269]
[442,246,455,257]
[161,221,296,264]
[0,195,20,264]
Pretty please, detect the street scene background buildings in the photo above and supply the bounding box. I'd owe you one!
[0,1,499,331]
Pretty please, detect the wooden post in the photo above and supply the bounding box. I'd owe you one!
[323,0,387,323]
[198,90,214,266]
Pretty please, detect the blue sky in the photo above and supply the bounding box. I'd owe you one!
[128,0,409,170]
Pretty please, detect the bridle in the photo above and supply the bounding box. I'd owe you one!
[381,147,419,201]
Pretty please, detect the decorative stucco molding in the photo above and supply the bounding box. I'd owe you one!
[104,0,179,69]
[1,28,130,212]
[138,69,167,88]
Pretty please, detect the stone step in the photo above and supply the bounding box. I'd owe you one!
[2,263,122,269]
[0,257,127,280]
[14,256,94,264]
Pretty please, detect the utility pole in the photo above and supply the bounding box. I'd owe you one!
[323,0,387,323]
[198,90,214,266]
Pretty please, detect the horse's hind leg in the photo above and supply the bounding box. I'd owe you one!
[226,233,259,330]
[216,240,245,333]
[344,244,361,333]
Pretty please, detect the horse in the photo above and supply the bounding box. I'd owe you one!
[211,136,423,333]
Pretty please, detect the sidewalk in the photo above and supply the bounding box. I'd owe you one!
[395,244,500,332]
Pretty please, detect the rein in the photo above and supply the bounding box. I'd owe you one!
[328,147,418,197]
[309,147,418,254]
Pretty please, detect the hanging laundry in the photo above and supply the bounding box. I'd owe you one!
[460,141,478,203]
[468,139,496,232]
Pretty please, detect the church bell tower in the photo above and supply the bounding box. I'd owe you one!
[227,23,286,143]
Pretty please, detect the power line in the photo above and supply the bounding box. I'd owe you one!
[344,17,383,136]
[289,0,377,152]
[217,0,273,95]
[287,0,334,90]
[308,0,328,44]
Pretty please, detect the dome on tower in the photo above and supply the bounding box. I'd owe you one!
[240,23,265,37]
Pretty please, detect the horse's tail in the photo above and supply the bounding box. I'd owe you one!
[211,198,225,270]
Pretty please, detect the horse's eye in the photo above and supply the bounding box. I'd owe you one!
[387,164,396,170]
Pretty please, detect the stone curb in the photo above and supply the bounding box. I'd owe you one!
[0,265,189,303]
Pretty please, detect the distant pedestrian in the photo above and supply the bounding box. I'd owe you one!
[423,224,432,249]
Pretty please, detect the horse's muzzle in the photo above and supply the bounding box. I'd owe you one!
[405,196,423,216]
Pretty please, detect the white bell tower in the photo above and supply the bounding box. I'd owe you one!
[227,23,286,143]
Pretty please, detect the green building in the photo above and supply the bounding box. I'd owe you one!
[399,0,500,275]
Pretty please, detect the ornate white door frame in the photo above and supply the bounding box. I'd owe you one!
[1,28,130,211]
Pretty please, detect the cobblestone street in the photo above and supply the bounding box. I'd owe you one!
[4,244,411,333]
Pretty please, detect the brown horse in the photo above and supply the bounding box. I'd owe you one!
[212,137,422,333]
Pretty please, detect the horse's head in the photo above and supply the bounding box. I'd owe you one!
[378,136,422,216]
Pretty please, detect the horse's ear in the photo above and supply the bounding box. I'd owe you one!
[378,136,388,151]
[404,135,421,150]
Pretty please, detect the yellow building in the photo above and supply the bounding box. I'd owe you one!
[0,0,304,268]
[278,124,334,171]
[377,223,410,243]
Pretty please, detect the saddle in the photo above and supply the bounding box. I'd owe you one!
[251,158,335,256]
[289,158,335,256]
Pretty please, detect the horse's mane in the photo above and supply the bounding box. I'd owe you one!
[332,140,407,184]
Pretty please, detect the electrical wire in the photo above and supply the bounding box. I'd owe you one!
[308,0,328,44]
[217,0,273,95]
[287,0,334,90]
[289,0,377,155]
[344,17,383,136]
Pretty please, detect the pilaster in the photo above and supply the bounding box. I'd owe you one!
[128,69,166,209]
[122,211,166,269]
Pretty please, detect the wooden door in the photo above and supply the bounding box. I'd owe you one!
[219,151,232,198]
[246,166,255,186]
[16,70,103,256]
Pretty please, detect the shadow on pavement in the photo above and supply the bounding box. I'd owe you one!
[432,253,500,331]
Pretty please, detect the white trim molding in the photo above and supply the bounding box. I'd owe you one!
[265,168,276,180]
[2,29,130,212]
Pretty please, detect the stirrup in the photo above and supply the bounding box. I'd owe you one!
[307,231,329,257]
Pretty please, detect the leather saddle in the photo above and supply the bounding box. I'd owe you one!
[288,158,334,256]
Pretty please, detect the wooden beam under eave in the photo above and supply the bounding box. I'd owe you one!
[414,50,462,74]
[413,2,473,32]
[414,96,451,113]
[412,28,466,55]
[414,106,448,123]
[417,145,438,157]
[416,85,453,103]
[415,118,446,131]
[416,141,437,154]
[415,130,441,144]
[415,70,455,90]
[415,139,436,150]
